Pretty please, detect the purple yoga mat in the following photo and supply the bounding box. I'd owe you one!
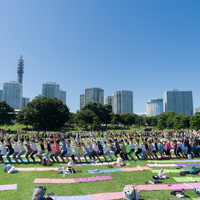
[176,160,200,163]
[74,176,113,183]
[0,184,17,191]
[176,163,200,167]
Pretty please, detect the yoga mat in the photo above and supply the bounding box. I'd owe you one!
[0,184,17,191]
[60,163,130,167]
[147,160,177,163]
[168,183,195,189]
[176,160,200,163]
[125,184,171,191]
[16,168,36,171]
[48,196,91,200]
[74,176,113,183]
[147,164,177,167]
[120,166,152,171]
[33,178,75,183]
[173,177,196,182]
[177,164,200,167]
[88,168,122,174]
[35,168,58,171]
[90,192,123,200]
[151,169,184,173]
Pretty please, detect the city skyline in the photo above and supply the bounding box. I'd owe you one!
[0,1,200,113]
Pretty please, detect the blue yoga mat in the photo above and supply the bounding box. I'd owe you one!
[46,196,91,200]
[176,163,200,167]
[4,159,33,163]
[88,168,122,174]
[176,160,200,163]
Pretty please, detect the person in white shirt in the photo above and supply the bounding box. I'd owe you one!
[17,134,26,162]
[13,138,20,163]
[0,136,7,163]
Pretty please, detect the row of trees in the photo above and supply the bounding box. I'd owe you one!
[1,98,200,131]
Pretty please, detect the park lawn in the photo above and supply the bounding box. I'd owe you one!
[0,159,200,200]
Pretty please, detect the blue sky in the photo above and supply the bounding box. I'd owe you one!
[0,0,199,113]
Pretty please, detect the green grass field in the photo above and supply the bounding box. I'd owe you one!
[1,159,200,200]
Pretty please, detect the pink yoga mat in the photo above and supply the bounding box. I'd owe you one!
[33,179,75,183]
[0,184,17,191]
[17,168,36,171]
[90,192,123,200]
[35,168,58,171]
[120,166,152,172]
[126,184,171,191]
[74,176,113,183]
[168,183,193,190]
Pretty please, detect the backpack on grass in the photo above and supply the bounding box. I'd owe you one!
[190,167,197,174]
[195,187,200,196]
[32,186,47,200]
[123,186,140,200]
[170,188,184,196]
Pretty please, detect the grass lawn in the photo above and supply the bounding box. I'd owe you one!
[1,159,200,200]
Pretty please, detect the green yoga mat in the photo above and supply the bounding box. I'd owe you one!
[147,160,177,163]
[151,169,184,173]
[173,176,200,182]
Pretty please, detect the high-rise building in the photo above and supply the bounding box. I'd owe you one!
[85,87,104,105]
[80,94,85,110]
[59,90,66,105]
[0,90,3,101]
[22,97,30,108]
[164,89,193,116]
[105,96,113,105]
[2,81,22,110]
[33,94,43,100]
[195,107,200,113]
[146,98,163,117]
[17,55,24,84]
[112,90,133,114]
[42,82,60,99]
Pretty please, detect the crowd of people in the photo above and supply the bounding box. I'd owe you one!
[0,129,200,164]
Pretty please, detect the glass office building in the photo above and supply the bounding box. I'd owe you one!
[84,87,104,105]
[146,98,163,117]
[2,81,22,110]
[164,89,193,116]
[59,90,66,105]
[105,96,113,105]
[22,97,30,108]
[0,90,2,101]
[112,90,133,114]
[42,82,60,99]
[80,94,85,110]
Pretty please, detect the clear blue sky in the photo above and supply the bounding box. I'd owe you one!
[0,0,199,113]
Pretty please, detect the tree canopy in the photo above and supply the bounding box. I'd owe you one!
[16,97,70,131]
[0,101,16,126]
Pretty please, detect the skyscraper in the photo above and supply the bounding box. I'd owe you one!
[84,87,104,105]
[33,94,43,100]
[105,96,113,105]
[0,90,2,101]
[195,107,200,113]
[42,82,60,99]
[2,81,22,110]
[59,90,66,105]
[80,94,85,110]
[22,97,30,108]
[146,98,163,117]
[112,90,133,114]
[164,89,193,116]
[17,55,24,84]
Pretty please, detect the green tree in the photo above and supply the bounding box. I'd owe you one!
[144,117,152,126]
[16,97,69,131]
[101,104,112,126]
[135,115,144,129]
[75,109,96,127]
[190,115,200,130]
[0,101,16,126]
[173,115,183,129]
[78,120,87,128]
[151,116,158,128]
[157,115,166,130]
[68,112,76,126]
[120,113,135,127]
[162,110,178,128]
[92,116,101,129]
